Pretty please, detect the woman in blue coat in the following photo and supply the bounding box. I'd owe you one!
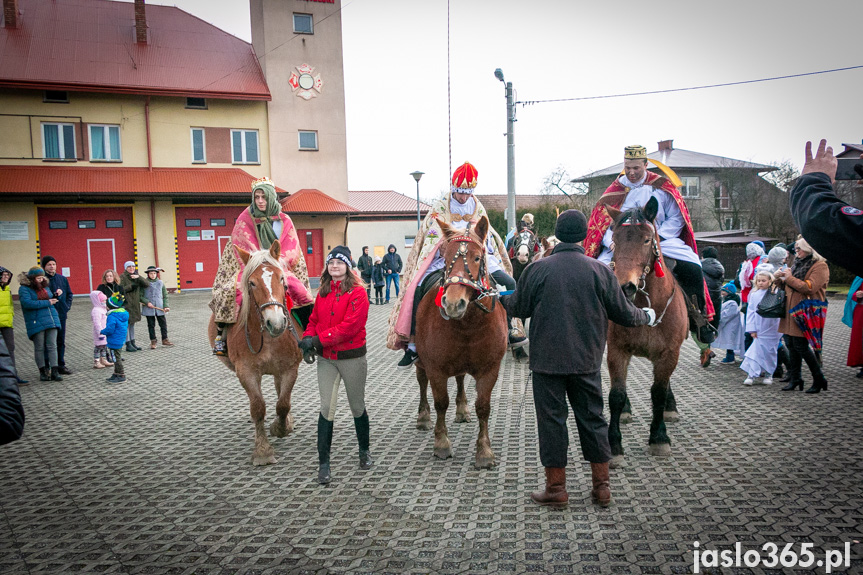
[18,267,62,382]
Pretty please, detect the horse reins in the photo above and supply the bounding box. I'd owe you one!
[439,225,497,314]
[245,275,298,354]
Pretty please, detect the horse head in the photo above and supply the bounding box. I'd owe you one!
[513,230,537,264]
[236,240,289,337]
[605,196,664,301]
[436,215,491,320]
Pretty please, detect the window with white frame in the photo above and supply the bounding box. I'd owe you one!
[680,176,699,198]
[714,184,730,210]
[231,129,259,164]
[724,216,740,230]
[293,13,313,34]
[191,128,206,163]
[42,123,76,160]
[405,235,415,248]
[89,124,122,161]
[298,130,318,151]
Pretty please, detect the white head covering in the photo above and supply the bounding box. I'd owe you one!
[745,242,764,259]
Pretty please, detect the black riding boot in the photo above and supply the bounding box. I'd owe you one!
[354,410,373,470]
[781,350,805,391]
[39,366,50,381]
[317,414,334,484]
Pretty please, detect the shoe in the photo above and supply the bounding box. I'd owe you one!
[720,357,735,364]
[213,335,227,356]
[761,377,773,385]
[106,374,126,383]
[806,375,828,394]
[317,414,334,485]
[125,342,137,353]
[162,339,174,347]
[94,359,105,369]
[354,410,373,470]
[700,349,715,368]
[15,375,28,385]
[397,349,419,369]
[50,367,63,381]
[132,340,143,351]
[58,365,72,375]
[530,467,568,507]
[150,340,157,350]
[857,368,863,379]
[100,357,114,367]
[39,367,50,382]
[743,378,754,385]
[781,380,804,391]
[590,462,612,508]
[778,374,792,383]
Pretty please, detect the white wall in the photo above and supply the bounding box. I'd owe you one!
[347,219,421,262]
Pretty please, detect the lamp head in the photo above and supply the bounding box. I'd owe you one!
[494,68,504,82]
[410,170,425,183]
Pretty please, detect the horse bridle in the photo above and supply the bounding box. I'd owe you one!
[609,217,676,326]
[245,267,300,354]
[440,225,497,314]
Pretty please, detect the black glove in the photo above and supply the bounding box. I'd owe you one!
[298,336,314,354]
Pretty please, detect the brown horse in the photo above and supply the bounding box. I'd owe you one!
[207,240,303,466]
[604,197,688,469]
[414,215,508,468]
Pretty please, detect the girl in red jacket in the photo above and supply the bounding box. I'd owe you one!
[299,246,371,485]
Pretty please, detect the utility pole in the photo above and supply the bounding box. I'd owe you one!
[495,68,516,233]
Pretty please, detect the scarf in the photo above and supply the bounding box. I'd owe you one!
[791,254,815,281]
[34,276,50,300]
[250,181,281,250]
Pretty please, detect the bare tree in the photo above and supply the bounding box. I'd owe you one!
[540,165,592,212]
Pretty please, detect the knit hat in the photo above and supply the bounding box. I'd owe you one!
[767,246,788,265]
[28,266,45,277]
[374,256,382,263]
[745,242,764,259]
[107,293,125,310]
[124,261,135,270]
[326,246,352,267]
[702,246,718,259]
[752,240,765,250]
[554,209,588,243]
[720,283,737,295]
[40,255,56,268]
[451,162,478,194]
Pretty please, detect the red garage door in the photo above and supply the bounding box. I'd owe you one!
[175,206,242,289]
[38,207,134,295]
[297,228,324,278]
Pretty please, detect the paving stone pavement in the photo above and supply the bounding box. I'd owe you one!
[2,292,862,575]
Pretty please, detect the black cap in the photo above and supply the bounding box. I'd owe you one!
[40,255,56,268]
[326,245,353,267]
[554,210,588,243]
[702,246,718,259]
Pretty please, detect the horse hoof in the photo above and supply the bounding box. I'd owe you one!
[252,454,277,466]
[619,413,632,424]
[454,412,471,423]
[269,421,287,438]
[433,447,452,460]
[475,456,495,469]
[648,443,672,457]
[609,455,626,469]
[416,418,433,431]
[663,411,679,423]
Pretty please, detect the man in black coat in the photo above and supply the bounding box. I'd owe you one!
[357,246,373,301]
[502,209,654,508]
[41,256,73,374]
[0,335,25,446]
[382,244,402,303]
[789,140,863,277]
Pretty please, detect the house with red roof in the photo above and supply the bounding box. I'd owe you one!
[0,0,351,291]
[346,190,432,260]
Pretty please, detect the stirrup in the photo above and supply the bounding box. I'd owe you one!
[213,336,228,356]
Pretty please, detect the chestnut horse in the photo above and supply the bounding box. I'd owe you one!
[207,240,303,466]
[414,216,508,468]
[604,197,688,469]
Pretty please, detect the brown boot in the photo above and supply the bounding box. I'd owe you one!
[150,340,157,350]
[530,467,568,507]
[162,339,174,347]
[590,462,611,507]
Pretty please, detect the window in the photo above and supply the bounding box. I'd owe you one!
[185,219,201,227]
[105,220,124,228]
[714,184,730,210]
[185,97,207,109]
[305,232,313,254]
[191,128,206,163]
[48,220,67,230]
[298,130,318,151]
[210,218,226,227]
[293,13,313,34]
[43,91,69,103]
[42,123,76,160]
[680,176,699,198]
[89,125,122,161]
[724,217,740,230]
[78,220,96,229]
[405,235,415,248]
[231,130,260,164]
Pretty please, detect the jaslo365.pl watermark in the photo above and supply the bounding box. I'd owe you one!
[694,541,851,573]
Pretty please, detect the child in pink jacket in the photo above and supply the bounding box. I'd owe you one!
[90,290,113,369]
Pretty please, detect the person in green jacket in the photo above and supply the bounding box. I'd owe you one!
[0,266,26,384]
[120,261,150,352]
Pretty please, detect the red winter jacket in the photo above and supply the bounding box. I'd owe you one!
[303,280,369,360]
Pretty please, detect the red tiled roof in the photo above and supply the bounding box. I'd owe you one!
[0,166,287,195]
[0,0,270,100]
[348,190,431,214]
[281,189,357,214]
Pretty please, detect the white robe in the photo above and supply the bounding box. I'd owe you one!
[740,289,782,377]
[714,299,745,353]
[598,174,701,267]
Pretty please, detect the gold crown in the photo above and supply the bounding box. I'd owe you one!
[624,145,647,160]
[251,176,275,190]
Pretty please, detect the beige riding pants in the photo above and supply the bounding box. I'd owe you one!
[317,355,368,421]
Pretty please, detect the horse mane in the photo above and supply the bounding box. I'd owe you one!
[237,249,282,330]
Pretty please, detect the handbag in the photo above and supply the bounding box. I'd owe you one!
[756,286,786,318]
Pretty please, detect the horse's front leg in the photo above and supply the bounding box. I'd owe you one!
[270,365,297,438]
[454,374,471,423]
[238,367,276,466]
[607,347,631,469]
[648,352,676,457]
[429,375,452,459]
[473,370,498,469]
[416,366,432,431]
[663,384,679,423]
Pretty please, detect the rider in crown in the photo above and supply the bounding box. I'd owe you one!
[584,145,715,347]
[387,162,528,368]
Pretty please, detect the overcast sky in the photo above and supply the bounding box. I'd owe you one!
[142,0,860,203]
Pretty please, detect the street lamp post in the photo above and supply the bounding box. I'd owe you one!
[410,170,424,229]
[494,68,516,234]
